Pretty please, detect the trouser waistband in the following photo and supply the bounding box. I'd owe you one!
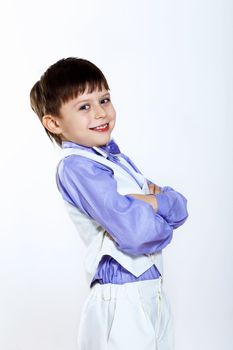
[90,277,163,301]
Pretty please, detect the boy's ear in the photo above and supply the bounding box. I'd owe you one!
[42,115,62,135]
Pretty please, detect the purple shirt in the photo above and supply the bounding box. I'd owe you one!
[56,138,189,287]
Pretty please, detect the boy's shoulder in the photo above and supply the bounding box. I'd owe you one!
[56,153,114,177]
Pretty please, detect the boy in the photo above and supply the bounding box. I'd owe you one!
[30,57,188,350]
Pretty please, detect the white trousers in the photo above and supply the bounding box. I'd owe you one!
[77,277,174,350]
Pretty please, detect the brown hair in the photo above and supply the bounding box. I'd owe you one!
[30,57,110,147]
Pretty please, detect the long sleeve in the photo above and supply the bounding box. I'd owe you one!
[56,154,174,256]
[155,186,189,229]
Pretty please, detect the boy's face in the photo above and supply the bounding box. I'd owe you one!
[54,86,116,147]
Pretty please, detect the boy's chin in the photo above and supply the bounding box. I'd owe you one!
[97,134,112,145]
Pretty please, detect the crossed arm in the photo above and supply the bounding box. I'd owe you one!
[57,156,189,255]
[128,181,189,229]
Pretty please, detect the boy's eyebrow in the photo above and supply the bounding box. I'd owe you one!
[72,92,110,109]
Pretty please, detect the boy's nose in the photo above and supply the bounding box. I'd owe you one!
[94,105,107,118]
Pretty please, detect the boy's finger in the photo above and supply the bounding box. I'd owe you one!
[148,183,156,194]
[148,183,161,194]
[154,185,161,194]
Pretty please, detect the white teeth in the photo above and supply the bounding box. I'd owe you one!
[94,123,108,130]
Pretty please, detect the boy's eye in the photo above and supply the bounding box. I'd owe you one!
[101,98,110,104]
[79,104,90,110]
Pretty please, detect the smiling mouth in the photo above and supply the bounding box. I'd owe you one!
[89,123,109,131]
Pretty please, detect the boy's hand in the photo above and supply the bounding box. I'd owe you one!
[127,193,158,211]
[148,182,161,195]
[127,182,161,211]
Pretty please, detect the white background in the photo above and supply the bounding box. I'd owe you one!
[0,1,232,349]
